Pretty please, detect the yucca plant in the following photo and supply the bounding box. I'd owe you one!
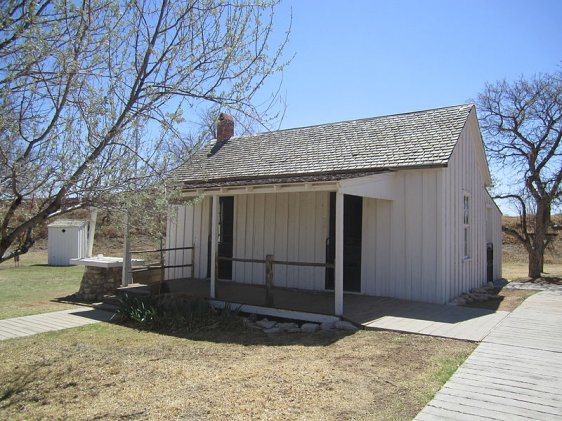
[117,294,243,332]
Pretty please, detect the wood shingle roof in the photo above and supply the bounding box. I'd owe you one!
[173,104,473,188]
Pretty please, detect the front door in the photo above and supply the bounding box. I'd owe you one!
[325,193,362,292]
[218,196,234,279]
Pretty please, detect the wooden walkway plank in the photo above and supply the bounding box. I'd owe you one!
[460,360,562,382]
[440,385,562,416]
[6,316,81,330]
[416,405,496,421]
[0,308,114,341]
[426,398,531,421]
[443,379,562,408]
[473,345,562,364]
[0,321,44,335]
[429,392,555,421]
[415,291,562,420]
[451,370,559,396]
[458,364,561,389]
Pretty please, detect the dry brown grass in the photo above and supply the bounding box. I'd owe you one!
[0,323,474,420]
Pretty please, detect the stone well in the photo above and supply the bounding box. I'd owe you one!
[70,256,143,301]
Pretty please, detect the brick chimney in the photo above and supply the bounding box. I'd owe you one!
[216,113,234,141]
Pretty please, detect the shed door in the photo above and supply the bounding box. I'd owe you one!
[325,193,362,292]
[218,196,234,280]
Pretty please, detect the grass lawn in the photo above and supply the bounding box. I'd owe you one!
[0,246,544,418]
[0,322,475,420]
[502,261,562,282]
[0,251,84,320]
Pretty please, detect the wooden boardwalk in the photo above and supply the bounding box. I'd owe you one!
[415,291,562,420]
[0,308,115,340]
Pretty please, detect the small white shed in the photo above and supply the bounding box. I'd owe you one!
[48,220,89,266]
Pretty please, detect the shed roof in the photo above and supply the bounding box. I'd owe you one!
[48,220,89,228]
[173,104,474,189]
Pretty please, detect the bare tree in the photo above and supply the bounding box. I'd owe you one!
[477,71,562,278]
[0,0,289,263]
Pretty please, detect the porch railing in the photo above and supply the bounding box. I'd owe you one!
[130,246,195,291]
[217,255,333,306]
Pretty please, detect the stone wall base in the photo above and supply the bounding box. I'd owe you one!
[76,266,122,301]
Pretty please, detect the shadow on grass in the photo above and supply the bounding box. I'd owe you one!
[512,275,562,285]
[462,292,506,312]
[51,292,355,347]
[108,316,354,348]
[0,364,43,409]
[31,264,76,268]
[462,286,537,312]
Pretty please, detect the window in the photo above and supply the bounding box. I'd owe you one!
[463,193,470,259]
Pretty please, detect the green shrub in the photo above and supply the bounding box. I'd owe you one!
[117,294,161,329]
[117,293,242,332]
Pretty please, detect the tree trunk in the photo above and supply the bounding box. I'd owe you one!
[528,249,542,279]
[528,201,549,279]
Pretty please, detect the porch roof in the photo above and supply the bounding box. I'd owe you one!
[172,104,473,190]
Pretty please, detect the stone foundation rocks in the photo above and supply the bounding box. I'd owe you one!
[244,317,358,334]
[76,266,122,301]
[448,283,502,306]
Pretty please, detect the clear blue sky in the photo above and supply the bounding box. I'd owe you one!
[266,0,561,130]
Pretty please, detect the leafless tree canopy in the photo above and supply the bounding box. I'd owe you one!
[0,0,289,262]
[477,71,562,277]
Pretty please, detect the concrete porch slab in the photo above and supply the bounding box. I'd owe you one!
[126,278,508,341]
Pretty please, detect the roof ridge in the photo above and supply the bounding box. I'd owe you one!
[222,103,474,141]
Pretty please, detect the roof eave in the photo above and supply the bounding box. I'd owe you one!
[179,163,449,191]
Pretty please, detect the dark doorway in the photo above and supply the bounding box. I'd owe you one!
[325,193,363,292]
[487,242,494,283]
[218,196,234,280]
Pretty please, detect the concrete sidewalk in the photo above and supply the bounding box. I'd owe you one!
[0,307,115,340]
[415,290,562,420]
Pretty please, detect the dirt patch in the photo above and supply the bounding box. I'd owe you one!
[0,324,474,420]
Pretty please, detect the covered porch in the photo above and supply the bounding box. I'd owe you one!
[123,278,509,341]
[172,172,397,317]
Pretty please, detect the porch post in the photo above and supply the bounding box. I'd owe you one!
[210,195,218,299]
[335,191,344,316]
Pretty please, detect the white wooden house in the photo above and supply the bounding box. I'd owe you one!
[166,105,502,315]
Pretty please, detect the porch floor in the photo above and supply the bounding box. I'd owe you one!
[132,278,509,341]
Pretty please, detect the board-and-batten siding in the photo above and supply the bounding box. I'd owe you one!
[361,169,441,303]
[361,111,498,304]
[233,192,328,290]
[440,111,490,302]
[165,198,210,280]
[165,192,329,289]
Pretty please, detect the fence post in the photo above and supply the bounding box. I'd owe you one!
[265,254,274,307]
[159,237,165,295]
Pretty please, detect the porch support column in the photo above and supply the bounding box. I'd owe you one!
[210,195,218,299]
[334,191,344,316]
